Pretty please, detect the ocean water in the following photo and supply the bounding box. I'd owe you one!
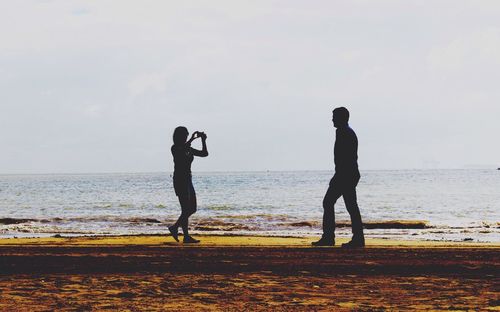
[0,170,498,242]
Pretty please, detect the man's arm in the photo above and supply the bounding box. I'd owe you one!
[336,129,357,172]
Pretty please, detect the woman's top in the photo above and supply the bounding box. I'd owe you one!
[171,144,194,179]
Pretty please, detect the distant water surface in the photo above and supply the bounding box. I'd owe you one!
[0,170,498,242]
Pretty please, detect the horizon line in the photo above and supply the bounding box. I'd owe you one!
[0,168,496,176]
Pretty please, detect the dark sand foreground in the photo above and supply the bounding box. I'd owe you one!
[0,235,498,311]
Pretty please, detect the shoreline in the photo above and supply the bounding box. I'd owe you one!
[0,234,498,247]
[3,216,498,244]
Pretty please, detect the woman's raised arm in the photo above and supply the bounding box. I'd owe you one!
[192,132,208,157]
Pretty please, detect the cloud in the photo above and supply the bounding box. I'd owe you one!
[83,104,103,118]
[427,27,500,71]
[128,73,168,97]
[71,8,90,16]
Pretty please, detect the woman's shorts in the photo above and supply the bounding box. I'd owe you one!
[173,176,195,199]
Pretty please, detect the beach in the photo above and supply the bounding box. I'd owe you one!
[0,235,498,311]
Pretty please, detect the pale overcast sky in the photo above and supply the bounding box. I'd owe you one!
[1,1,499,173]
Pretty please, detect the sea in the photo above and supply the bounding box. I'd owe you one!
[0,170,498,242]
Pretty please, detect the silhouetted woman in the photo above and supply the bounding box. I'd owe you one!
[168,126,208,243]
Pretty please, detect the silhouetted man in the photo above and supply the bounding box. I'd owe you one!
[313,107,365,248]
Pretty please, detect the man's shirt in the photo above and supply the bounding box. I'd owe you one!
[334,125,359,176]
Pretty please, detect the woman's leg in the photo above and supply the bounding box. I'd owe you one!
[173,181,199,242]
[181,193,197,237]
[173,195,190,235]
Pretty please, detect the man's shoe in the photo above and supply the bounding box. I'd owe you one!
[168,226,179,242]
[183,236,200,244]
[341,238,365,248]
[312,238,335,247]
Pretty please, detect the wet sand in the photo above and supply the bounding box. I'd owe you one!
[0,235,498,311]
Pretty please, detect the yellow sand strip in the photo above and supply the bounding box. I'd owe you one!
[0,235,498,248]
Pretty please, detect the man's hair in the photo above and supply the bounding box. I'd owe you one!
[332,107,350,124]
[173,126,188,145]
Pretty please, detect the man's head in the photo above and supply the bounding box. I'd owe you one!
[332,107,350,128]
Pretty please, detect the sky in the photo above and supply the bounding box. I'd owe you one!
[1,1,499,173]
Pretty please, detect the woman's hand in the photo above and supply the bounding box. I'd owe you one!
[186,131,199,145]
[190,132,200,140]
[199,132,207,140]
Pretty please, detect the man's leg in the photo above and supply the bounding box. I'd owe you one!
[313,179,342,246]
[343,186,365,246]
[323,184,343,240]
